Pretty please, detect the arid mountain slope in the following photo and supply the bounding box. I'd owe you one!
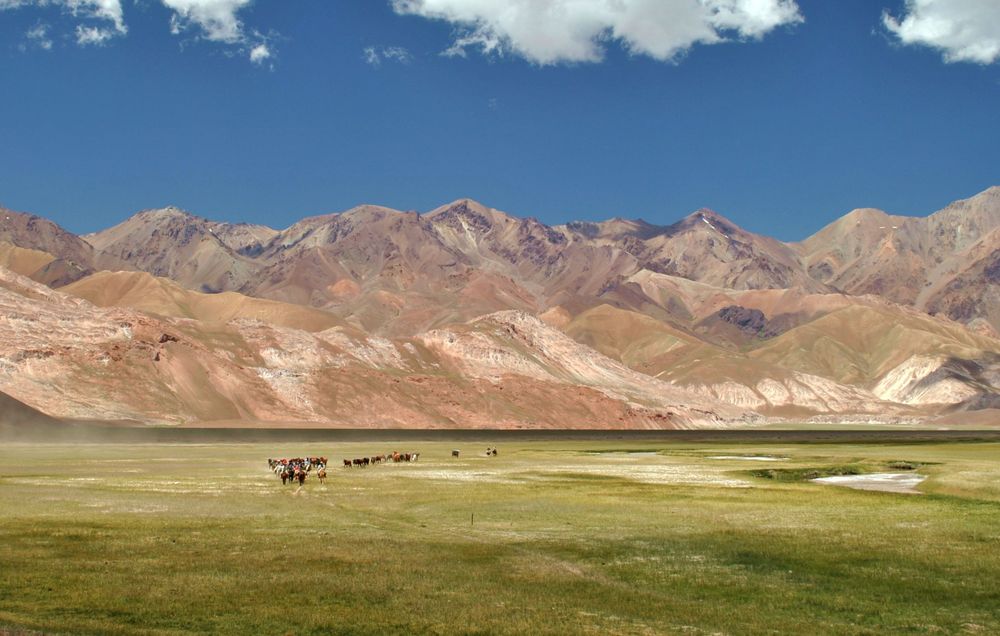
[0,242,57,279]
[558,303,897,416]
[553,286,1000,415]
[0,389,63,430]
[3,187,999,427]
[241,204,543,334]
[0,266,743,428]
[84,207,267,292]
[61,270,346,332]
[0,207,124,284]
[563,209,827,292]
[797,187,1000,330]
[70,188,1000,337]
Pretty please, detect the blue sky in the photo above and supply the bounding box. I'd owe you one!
[0,0,998,240]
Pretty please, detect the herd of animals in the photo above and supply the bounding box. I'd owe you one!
[267,448,498,486]
[267,457,327,486]
[343,451,421,467]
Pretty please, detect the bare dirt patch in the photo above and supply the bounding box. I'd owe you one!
[812,473,926,494]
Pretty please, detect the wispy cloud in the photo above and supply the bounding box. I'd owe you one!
[883,0,1000,64]
[2,0,127,46]
[75,23,117,46]
[390,0,803,65]
[1,0,271,63]
[363,45,413,67]
[24,22,53,50]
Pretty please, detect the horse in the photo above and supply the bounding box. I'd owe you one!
[452,449,460,457]
[317,467,327,484]
[343,459,352,468]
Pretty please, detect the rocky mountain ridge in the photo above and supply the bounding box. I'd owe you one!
[1,186,998,427]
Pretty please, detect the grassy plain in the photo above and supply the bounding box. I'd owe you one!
[1,438,999,635]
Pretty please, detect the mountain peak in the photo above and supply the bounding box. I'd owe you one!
[427,199,523,236]
[428,198,497,218]
[126,206,207,225]
[670,208,743,236]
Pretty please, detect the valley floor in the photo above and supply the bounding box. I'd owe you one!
[1,438,999,634]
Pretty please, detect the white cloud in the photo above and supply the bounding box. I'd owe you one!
[160,0,275,64]
[161,0,250,43]
[390,0,803,64]
[383,46,412,63]
[75,23,116,45]
[1,0,269,62]
[1,0,127,44]
[25,22,53,49]
[249,42,270,64]
[883,0,1000,64]
[71,0,124,33]
[364,44,413,66]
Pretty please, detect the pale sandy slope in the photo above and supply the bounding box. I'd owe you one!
[61,270,345,332]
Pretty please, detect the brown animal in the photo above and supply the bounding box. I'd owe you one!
[317,468,327,484]
[343,459,352,468]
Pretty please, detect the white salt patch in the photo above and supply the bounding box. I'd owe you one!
[812,473,926,495]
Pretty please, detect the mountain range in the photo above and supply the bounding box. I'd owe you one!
[1,186,998,429]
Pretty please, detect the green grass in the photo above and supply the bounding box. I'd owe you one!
[1,440,999,634]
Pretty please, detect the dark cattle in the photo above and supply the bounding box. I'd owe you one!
[451,450,460,457]
[343,459,352,468]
